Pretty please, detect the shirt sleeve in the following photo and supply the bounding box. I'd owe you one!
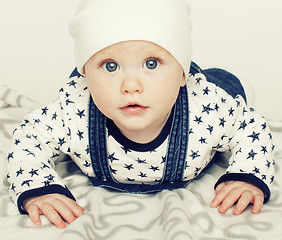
[214,94,275,202]
[6,100,75,214]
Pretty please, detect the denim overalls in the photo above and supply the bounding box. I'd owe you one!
[79,62,247,193]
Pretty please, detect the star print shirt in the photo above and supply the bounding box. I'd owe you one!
[6,70,275,213]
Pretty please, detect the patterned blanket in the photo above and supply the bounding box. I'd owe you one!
[0,84,282,240]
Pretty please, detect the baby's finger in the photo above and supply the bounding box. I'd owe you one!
[215,182,227,194]
[25,204,42,226]
[51,198,79,225]
[40,203,66,229]
[251,194,264,214]
[58,195,85,218]
[218,188,241,213]
[211,183,230,208]
[233,190,253,215]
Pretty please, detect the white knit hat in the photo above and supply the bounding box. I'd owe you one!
[69,0,193,78]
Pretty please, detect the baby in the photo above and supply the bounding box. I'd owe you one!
[6,0,275,229]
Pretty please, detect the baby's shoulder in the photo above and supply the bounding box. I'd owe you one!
[58,68,89,101]
[187,66,246,102]
[187,72,219,100]
[187,69,246,104]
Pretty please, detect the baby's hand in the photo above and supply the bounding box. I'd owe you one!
[210,181,264,215]
[23,193,85,229]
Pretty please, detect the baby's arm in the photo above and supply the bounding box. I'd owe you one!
[23,194,84,228]
[7,100,77,215]
[208,93,274,214]
[210,181,264,215]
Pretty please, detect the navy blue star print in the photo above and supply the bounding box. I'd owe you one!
[6,71,275,208]
[136,158,147,164]
[45,174,55,182]
[35,144,42,151]
[238,120,248,130]
[214,104,220,111]
[206,125,214,134]
[111,167,117,175]
[196,77,202,85]
[261,146,268,154]
[7,152,14,161]
[76,109,86,118]
[121,146,132,154]
[139,172,147,178]
[124,164,134,171]
[203,86,210,95]
[219,117,226,127]
[83,161,91,167]
[85,146,90,155]
[248,131,260,142]
[228,107,235,116]
[149,166,160,172]
[126,177,135,182]
[16,168,24,176]
[67,80,78,88]
[58,137,66,146]
[21,180,33,187]
[29,169,39,177]
[108,153,119,162]
[52,112,58,120]
[77,130,84,140]
[194,116,203,124]
[202,104,214,115]
[11,183,16,192]
[190,150,200,160]
[41,107,48,116]
[199,137,207,144]
[247,150,257,160]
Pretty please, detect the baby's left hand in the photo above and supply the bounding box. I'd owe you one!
[210,181,264,215]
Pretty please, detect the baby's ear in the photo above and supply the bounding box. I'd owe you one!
[181,72,186,87]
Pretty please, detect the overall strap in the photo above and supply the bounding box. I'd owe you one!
[88,98,115,182]
[162,86,189,183]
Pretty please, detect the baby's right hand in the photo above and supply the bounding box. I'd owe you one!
[23,193,85,229]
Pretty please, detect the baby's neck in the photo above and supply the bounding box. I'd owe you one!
[120,127,165,144]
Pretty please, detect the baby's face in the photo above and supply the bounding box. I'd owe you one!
[84,40,185,143]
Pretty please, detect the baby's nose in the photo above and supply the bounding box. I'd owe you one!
[120,75,144,94]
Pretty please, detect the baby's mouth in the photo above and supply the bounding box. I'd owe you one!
[127,104,140,107]
[120,103,148,114]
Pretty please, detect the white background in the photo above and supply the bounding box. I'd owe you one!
[0,0,281,120]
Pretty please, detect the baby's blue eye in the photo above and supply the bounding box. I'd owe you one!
[144,59,159,70]
[102,61,119,72]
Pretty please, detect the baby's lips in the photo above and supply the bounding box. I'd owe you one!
[120,102,148,114]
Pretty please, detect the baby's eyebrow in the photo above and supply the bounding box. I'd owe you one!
[90,52,115,63]
[145,47,173,58]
